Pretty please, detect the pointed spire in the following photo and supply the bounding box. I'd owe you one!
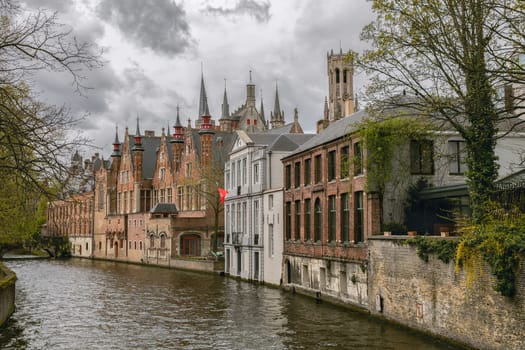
[259,89,265,123]
[132,117,144,151]
[113,125,120,144]
[221,80,230,119]
[273,82,281,117]
[174,104,182,126]
[112,125,121,157]
[198,71,210,117]
[294,107,299,121]
[172,104,184,144]
[135,116,141,137]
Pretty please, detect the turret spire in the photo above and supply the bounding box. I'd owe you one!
[259,89,266,125]
[198,71,210,117]
[221,80,230,119]
[270,82,285,129]
[323,96,329,120]
[175,104,182,127]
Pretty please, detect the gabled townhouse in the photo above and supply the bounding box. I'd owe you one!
[49,70,305,272]
[223,129,313,284]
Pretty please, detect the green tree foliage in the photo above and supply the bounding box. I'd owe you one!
[358,0,525,222]
[355,116,431,226]
[0,1,101,247]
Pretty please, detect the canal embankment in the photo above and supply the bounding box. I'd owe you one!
[368,236,525,350]
[0,261,16,327]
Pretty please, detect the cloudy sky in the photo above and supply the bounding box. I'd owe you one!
[20,0,374,156]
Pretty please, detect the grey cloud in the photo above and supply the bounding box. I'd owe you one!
[205,0,271,23]
[97,0,193,56]
[122,66,161,98]
[21,0,72,12]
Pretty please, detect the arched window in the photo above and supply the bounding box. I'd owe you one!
[140,241,143,250]
[314,198,322,242]
[335,68,340,84]
[98,241,102,250]
[150,235,155,248]
[343,69,348,83]
[134,241,137,250]
[160,234,166,249]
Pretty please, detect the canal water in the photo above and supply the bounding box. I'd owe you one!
[0,259,461,350]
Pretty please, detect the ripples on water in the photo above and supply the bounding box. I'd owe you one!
[0,259,461,350]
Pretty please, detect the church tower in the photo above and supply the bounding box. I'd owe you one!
[270,83,285,129]
[327,48,354,121]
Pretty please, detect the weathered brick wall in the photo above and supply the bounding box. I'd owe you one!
[0,262,16,327]
[368,237,525,350]
[284,254,368,308]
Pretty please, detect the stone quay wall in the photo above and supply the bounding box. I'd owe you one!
[0,262,16,327]
[368,236,525,350]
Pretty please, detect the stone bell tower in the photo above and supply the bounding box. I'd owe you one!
[327,48,354,121]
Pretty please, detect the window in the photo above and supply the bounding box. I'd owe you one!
[140,241,143,250]
[335,68,340,84]
[159,168,165,181]
[253,200,259,241]
[285,164,292,189]
[186,163,192,177]
[285,202,292,240]
[341,193,350,242]
[99,241,102,250]
[98,187,104,210]
[304,158,311,185]
[314,198,322,242]
[294,162,301,188]
[231,162,236,188]
[177,187,183,210]
[268,224,274,257]
[237,160,241,186]
[328,151,336,181]
[268,194,274,210]
[226,172,230,189]
[295,200,301,240]
[134,241,137,250]
[253,163,259,184]
[354,142,363,175]
[340,146,349,178]
[328,195,336,242]
[167,188,172,203]
[410,140,434,175]
[355,191,364,243]
[150,235,155,248]
[448,140,467,175]
[160,234,166,249]
[304,199,311,241]
[242,158,247,185]
[314,155,322,183]
[242,202,247,233]
[129,241,132,249]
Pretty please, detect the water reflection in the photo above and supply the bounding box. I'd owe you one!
[0,259,461,350]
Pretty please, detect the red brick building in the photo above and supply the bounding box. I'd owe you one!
[281,110,379,307]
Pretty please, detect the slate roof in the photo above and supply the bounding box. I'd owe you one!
[150,203,178,214]
[127,135,161,179]
[238,132,315,153]
[189,129,236,166]
[285,110,367,158]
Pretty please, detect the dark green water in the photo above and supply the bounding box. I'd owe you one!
[0,259,462,349]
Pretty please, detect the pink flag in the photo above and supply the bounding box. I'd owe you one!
[218,187,228,204]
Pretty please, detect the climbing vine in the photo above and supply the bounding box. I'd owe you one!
[354,115,432,227]
[407,204,525,298]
